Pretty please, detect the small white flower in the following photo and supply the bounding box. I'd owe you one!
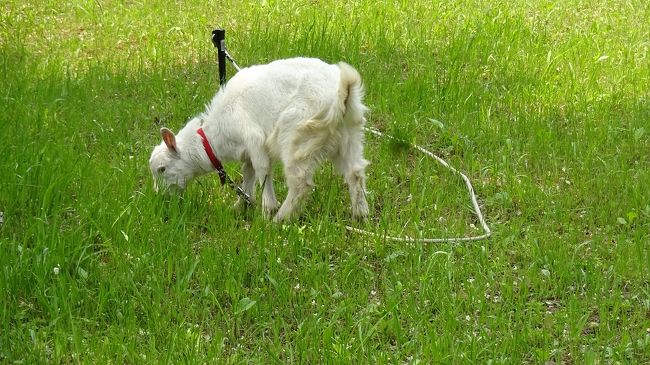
[53,266,60,275]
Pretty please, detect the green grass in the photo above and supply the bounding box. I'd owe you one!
[1,0,649,363]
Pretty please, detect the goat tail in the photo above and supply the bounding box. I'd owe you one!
[337,62,368,126]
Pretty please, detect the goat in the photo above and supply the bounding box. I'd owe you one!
[148,57,369,222]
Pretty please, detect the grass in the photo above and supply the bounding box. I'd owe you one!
[1,0,649,363]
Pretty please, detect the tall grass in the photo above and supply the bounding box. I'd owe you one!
[1,0,649,363]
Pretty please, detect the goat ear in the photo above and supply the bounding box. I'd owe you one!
[160,127,178,153]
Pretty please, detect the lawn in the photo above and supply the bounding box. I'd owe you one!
[1,0,649,363]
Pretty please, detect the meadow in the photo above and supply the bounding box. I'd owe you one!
[1,0,649,363]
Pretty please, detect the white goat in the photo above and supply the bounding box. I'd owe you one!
[148,57,369,222]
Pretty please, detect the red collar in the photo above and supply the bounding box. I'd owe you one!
[197,128,227,185]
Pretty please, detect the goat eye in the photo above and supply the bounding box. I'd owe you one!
[158,167,166,174]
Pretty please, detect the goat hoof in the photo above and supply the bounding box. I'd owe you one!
[234,198,253,211]
[262,202,280,220]
[352,203,369,220]
[272,210,292,223]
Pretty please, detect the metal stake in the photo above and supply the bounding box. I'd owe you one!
[211,29,227,85]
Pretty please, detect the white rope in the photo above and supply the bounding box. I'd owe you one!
[225,58,491,243]
[345,127,492,243]
[225,50,242,72]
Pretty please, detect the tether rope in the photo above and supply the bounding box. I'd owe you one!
[346,127,491,243]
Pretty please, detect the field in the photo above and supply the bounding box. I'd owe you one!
[1,0,649,363]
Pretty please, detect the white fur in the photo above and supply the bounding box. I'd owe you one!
[149,57,369,222]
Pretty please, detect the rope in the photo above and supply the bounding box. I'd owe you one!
[223,53,491,243]
[225,50,242,72]
[346,127,491,243]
